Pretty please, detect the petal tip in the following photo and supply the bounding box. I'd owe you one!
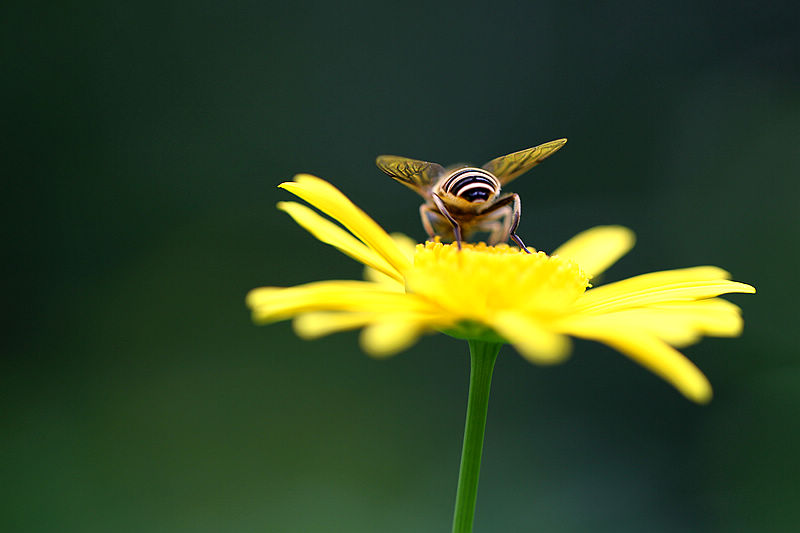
[245,287,276,308]
[292,314,323,340]
[687,382,713,404]
[359,322,421,358]
[275,200,294,211]
[278,174,322,190]
[553,225,637,278]
[513,335,573,366]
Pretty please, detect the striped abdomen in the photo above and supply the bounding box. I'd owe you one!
[440,168,500,203]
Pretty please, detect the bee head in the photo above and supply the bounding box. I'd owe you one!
[443,168,501,203]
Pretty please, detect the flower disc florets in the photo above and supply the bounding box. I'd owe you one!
[406,242,590,321]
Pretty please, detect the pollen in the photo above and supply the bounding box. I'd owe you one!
[406,241,590,321]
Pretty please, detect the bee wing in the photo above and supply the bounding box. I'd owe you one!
[482,138,567,185]
[376,155,445,197]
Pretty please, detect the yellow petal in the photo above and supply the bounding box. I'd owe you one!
[363,233,417,287]
[555,299,744,347]
[360,321,423,357]
[363,265,405,287]
[293,309,447,341]
[654,297,741,314]
[576,279,755,314]
[575,266,755,313]
[490,312,571,365]
[578,266,729,303]
[280,175,411,275]
[632,299,744,344]
[388,232,418,260]
[246,281,432,323]
[293,312,376,339]
[552,226,636,277]
[247,280,376,309]
[278,201,402,282]
[561,324,712,403]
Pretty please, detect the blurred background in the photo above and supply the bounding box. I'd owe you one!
[3,1,799,532]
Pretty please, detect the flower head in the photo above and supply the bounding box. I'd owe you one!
[247,175,754,403]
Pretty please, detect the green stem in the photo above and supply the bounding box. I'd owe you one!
[451,339,502,533]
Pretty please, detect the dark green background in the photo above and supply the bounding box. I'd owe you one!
[3,1,799,532]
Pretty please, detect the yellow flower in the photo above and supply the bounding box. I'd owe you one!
[247,175,755,403]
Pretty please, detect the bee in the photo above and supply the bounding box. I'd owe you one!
[376,138,567,253]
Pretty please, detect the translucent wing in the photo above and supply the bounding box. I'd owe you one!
[482,138,567,185]
[376,155,445,197]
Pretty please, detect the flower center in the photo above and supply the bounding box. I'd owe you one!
[405,241,590,321]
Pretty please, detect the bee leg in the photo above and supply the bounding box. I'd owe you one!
[507,193,531,254]
[485,208,511,245]
[430,194,463,250]
[485,220,505,245]
[419,204,438,242]
[478,193,531,253]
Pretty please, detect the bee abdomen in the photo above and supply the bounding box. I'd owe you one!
[442,168,500,202]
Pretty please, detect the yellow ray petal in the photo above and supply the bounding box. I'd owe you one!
[388,232,419,260]
[490,312,571,365]
[278,201,403,283]
[636,299,744,344]
[653,298,742,313]
[294,310,449,341]
[575,279,755,314]
[363,233,417,287]
[246,281,432,322]
[293,312,375,339]
[552,226,635,277]
[363,265,406,287]
[360,321,424,357]
[578,266,731,303]
[247,280,375,308]
[556,299,744,347]
[562,324,712,403]
[280,175,411,275]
